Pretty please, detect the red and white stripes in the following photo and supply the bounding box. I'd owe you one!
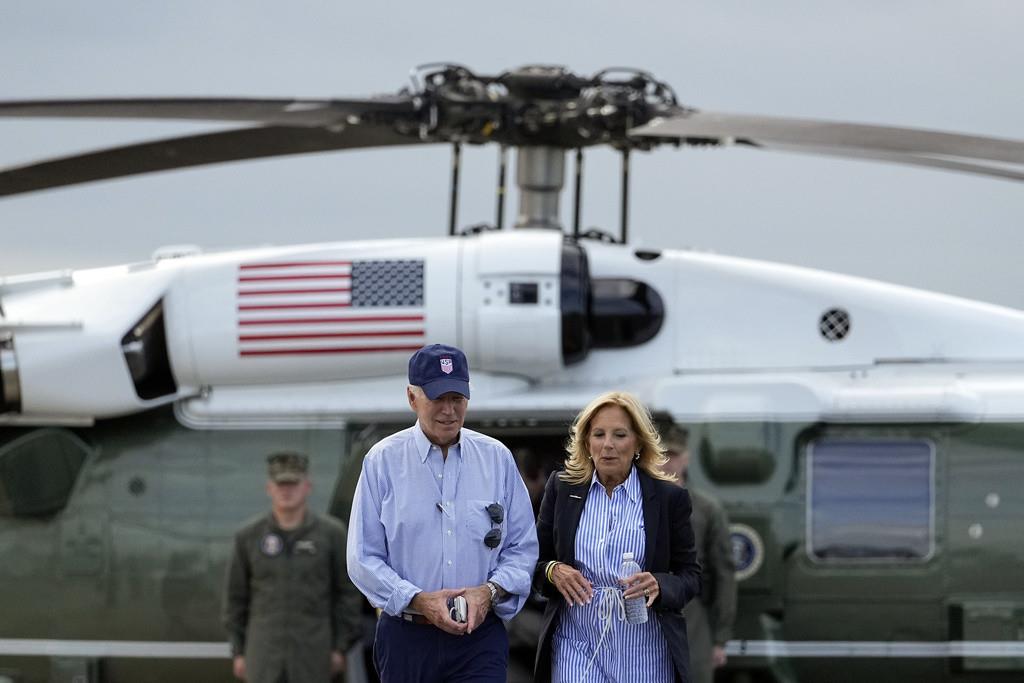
[236,260,425,357]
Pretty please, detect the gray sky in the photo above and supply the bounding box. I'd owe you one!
[2,1,1023,308]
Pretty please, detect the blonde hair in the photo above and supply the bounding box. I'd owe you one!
[561,391,676,485]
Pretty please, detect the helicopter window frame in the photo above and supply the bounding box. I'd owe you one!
[0,427,92,518]
[805,438,936,565]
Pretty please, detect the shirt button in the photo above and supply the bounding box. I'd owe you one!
[438,474,443,479]
[447,560,453,566]
[447,529,453,536]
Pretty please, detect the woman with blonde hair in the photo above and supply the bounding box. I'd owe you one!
[533,391,701,682]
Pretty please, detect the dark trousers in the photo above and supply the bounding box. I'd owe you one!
[374,613,508,683]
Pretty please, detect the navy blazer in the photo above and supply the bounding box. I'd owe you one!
[532,468,702,682]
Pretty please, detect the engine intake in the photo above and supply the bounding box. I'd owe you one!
[121,301,177,401]
[559,242,665,363]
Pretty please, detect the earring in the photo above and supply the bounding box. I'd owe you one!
[633,451,640,461]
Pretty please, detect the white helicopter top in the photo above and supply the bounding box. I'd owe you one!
[3,64,1024,428]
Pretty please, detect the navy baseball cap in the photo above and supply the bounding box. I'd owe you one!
[408,344,471,400]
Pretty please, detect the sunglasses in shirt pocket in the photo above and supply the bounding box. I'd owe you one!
[461,499,503,549]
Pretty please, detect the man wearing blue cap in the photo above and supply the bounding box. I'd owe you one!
[347,343,539,682]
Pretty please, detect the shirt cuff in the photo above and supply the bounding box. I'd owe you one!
[383,579,422,617]
[489,566,529,598]
[488,568,529,620]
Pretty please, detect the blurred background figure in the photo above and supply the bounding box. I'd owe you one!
[505,445,559,680]
[660,426,737,683]
[514,446,550,517]
[223,452,360,683]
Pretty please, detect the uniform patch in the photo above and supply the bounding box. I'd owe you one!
[440,357,453,374]
[295,539,317,555]
[261,533,283,557]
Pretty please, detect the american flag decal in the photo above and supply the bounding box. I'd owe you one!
[237,259,425,357]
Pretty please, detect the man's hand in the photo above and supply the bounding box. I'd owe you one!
[410,588,469,635]
[232,655,246,680]
[712,644,728,668]
[463,584,492,633]
[550,563,594,606]
[330,650,346,675]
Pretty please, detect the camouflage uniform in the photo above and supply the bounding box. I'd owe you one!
[224,510,361,683]
[683,487,737,683]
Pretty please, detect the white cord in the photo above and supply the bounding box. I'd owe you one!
[582,587,626,679]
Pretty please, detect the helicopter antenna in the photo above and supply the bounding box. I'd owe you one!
[620,148,630,244]
[573,148,584,239]
[448,143,461,237]
[496,145,508,230]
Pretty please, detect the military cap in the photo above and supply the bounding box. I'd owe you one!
[267,452,309,483]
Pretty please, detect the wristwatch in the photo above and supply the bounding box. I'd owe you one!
[485,581,498,604]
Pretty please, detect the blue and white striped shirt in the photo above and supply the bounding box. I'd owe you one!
[346,422,538,620]
[552,466,673,682]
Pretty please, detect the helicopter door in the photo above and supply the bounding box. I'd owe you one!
[945,423,1024,673]
[785,430,946,681]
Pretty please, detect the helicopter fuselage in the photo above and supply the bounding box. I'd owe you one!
[2,230,1024,682]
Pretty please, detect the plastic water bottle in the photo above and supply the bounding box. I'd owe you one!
[620,551,648,624]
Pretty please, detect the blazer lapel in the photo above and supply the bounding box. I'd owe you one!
[638,470,660,571]
[559,481,590,566]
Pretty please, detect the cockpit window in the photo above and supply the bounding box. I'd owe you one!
[590,278,664,348]
[0,428,90,518]
[807,439,934,562]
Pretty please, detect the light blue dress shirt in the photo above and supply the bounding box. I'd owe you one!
[347,422,539,621]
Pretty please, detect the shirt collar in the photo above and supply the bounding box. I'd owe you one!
[589,464,641,502]
[412,421,462,462]
[267,509,313,533]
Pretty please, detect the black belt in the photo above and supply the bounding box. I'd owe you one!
[392,610,498,627]
[398,612,431,625]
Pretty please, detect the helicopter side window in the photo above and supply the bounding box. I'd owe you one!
[807,439,933,562]
[0,428,90,518]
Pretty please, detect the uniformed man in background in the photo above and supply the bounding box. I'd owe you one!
[224,452,361,682]
[660,427,738,683]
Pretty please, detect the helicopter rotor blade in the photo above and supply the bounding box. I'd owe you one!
[630,111,1024,182]
[760,144,1024,182]
[0,96,417,127]
[0,124,429,198]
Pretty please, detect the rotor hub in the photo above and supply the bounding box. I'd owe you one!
[408,63,684,149]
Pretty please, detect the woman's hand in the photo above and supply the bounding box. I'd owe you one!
[621,571,660,607]
[550,563,594,606]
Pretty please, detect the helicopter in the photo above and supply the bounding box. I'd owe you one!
[2,63,1024,683]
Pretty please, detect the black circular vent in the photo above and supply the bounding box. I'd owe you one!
[819,308,851,342]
